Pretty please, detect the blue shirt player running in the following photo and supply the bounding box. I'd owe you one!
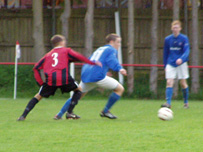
[161,20,190,109]
[54,33,127,120]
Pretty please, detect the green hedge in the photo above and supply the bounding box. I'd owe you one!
[0,65,38,98]
[0,65,202,100]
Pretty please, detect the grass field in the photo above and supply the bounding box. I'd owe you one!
[0,98,202,152]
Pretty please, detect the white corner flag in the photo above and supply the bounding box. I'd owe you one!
[16,41,21,59]
[14,41,21,99]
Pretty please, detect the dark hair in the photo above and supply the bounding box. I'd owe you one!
[105,33,120,43]
[50,35,66,47]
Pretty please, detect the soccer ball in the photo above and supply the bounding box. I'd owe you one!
[158,107,173,121]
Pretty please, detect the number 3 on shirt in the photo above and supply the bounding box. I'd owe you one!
[52,53,58,67]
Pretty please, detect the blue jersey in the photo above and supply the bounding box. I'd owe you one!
[81,45,122,83]
[163,33,190,68]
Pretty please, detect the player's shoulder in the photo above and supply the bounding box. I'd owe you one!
[102,44,113,50]
[99,45,115,55]
[165,34,173,41]
[179,33,189,40]
[105,45,117,53]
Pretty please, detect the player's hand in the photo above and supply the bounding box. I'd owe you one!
[107,72,113,77]
[95,61,102,67]
[176,58,182,65]
[120,69,127,76]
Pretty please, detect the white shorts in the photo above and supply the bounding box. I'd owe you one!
[165,62,189,79]
[79,76,119,93]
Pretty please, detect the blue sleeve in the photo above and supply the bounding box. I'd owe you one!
[105,51,122,72]
[163,38,169,68]
[180,37,190,63]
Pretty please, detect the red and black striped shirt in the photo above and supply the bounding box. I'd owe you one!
[33,47,95,86]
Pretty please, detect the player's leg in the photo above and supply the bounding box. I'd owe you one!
[17,84,57,121]
[178,62,189,108]
[65,87,83,119]
[17,93,42,121]
[162,64,176,108]
[66,82,95,119]
[67,87,82,114]
[180,79,189,108]
[54,98,72,119]
[58,78,83,119]
[177,62,189,108]
[54,81,94,119]
[97,76,124,119]
[55,92,88,119]
[164,79,174,107]
[54,86,82,119]
[103,83,124,112]
[66,92,86,119]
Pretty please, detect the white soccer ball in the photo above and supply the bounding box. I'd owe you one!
[158,107,173,121]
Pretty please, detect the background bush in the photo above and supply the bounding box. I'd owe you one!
[0,65,202,100]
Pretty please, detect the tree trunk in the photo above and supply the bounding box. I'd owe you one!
[173,0,180,97]
[184,0,188,35]
[173,0,180,20]
[84,0,94,57]
[150,0,158,95]
[191,0,200,93]
[60,0,71,44]
[33,0,45,61]
[127,0,134,95]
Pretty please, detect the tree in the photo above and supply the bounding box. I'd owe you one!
[172,0,180,97]
[127,0,134,95]
[60,0,71,43]
[150,0,158,95]
[33,0,45,61]
[173,0,180,20]
[84,0,94,57]
[191,0,200,93]
[184,0,188,35]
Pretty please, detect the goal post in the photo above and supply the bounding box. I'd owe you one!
[115,11,124,84]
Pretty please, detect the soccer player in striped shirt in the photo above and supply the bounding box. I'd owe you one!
[161,20,190,109]
[17,35,101,121]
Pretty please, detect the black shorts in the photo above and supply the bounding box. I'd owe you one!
[39,79,78,98]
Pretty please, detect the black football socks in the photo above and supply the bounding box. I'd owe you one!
[21,97,39,118]
[68,90,82,113]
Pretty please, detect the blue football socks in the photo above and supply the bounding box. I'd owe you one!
[57,98,72,118]
[182,87,189,104]
[166,87,173,105]
[103,92,120,113]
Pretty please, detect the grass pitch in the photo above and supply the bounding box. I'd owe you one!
[0,98,202,152]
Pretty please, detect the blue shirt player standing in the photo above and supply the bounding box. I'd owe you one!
[54,33,127,120]
[161,20,190,109]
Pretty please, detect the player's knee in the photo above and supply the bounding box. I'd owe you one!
[75,86,82,92]
[166,79,174,87]
[34,93,42,101]
[120,85,125,93]
[75,90,82,97]
[70,100,78,106]
[114,84,124,96]
[71,90,82,106]
[180,80,188,88]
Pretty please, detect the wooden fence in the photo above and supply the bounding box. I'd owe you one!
[0,8,203,65]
